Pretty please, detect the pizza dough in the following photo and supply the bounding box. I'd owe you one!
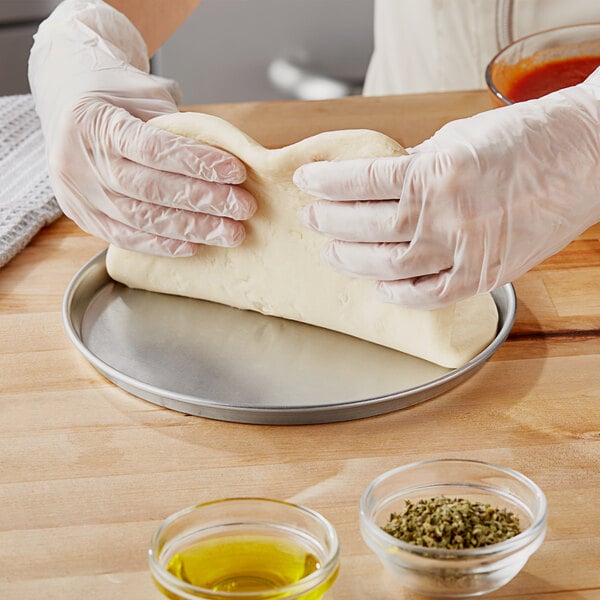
[106,112,498,368]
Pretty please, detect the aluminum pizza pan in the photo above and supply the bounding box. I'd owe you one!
[62,250,516,425]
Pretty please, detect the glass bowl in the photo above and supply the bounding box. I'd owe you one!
[149,498,340,600]
[359,459,547,598]
[486,23,600,106]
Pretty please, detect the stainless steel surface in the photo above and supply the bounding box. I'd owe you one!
[0,1,61,96]
[153,0,373,103]
[0,26,38,95]
[268,58,362,100]
[0,1,60,23]
[63,251,516,425]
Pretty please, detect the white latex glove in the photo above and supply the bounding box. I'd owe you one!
[29,0,256,257]
[294,69,600,309]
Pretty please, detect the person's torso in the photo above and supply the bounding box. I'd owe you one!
[364,0,600,95]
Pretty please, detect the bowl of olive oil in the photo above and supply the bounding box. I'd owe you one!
[149,498,340,599]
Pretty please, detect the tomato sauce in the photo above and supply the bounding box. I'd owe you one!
[505,55,600,102]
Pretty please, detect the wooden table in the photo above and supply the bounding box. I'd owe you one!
[1,91,599,600]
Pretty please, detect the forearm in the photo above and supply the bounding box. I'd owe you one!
[104,0,201,56]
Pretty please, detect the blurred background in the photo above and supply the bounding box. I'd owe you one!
[1,0,373,102]
[0,0,60,95]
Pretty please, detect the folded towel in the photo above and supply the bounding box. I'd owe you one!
[0,94,60,268]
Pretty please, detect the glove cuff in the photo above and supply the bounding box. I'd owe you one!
[28,0,156,131]
[30,0,149,76]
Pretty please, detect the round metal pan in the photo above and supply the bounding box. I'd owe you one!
[62,250,516,425]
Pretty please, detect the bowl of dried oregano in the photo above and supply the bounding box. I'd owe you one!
[359,459,547,598]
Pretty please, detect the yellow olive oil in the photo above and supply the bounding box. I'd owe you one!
[166,533,326,596]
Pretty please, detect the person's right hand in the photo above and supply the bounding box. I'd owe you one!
[294,70,600,309]
[29,0,256,257]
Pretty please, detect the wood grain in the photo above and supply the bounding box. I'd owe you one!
[183,91,494,149]
[1,91,598,600]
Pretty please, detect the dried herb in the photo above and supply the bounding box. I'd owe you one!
[382,496,521,550]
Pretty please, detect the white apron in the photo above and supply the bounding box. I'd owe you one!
[364,0,600,95]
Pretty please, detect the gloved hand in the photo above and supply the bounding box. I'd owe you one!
[294,69,600,309]
[29,0,256,257]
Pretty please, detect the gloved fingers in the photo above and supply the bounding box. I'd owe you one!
[405,138,440,154]
[99,194,247,247]
[294,156,411,201]
[127,120,247,184]
[60,203,198,257]
[107,158,257,220]
[301,199,415,242]
[375,271,471,311]
[101,222,199,258]
[320,240,452,280]
[82,101,247,184]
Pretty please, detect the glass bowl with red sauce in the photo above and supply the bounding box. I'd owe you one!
[486,23,600,106]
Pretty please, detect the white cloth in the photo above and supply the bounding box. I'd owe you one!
[364,0,600,96]
[0,94,59,268]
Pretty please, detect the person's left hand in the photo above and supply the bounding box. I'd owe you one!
[29,0,256,257]
[294,72,600,309]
